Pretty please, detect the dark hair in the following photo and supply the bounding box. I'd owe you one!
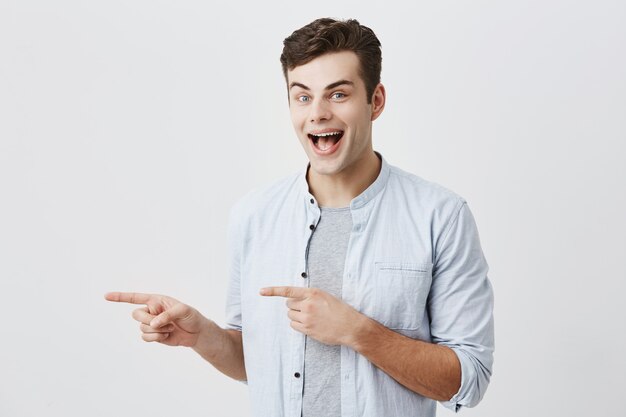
[280,18,382,103]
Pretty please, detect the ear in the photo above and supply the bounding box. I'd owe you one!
[370,83,386,121]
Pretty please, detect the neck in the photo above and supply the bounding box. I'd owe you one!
[307,150,381,208]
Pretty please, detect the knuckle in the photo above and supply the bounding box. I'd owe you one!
[131,309,142,320]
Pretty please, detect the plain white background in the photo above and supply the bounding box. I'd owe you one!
[1,1,625,416]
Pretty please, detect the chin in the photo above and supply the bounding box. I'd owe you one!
[309,159,343,176]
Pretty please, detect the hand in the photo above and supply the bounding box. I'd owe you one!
[260,286,364,347]
[104,292,208,348]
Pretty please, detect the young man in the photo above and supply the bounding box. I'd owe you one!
[106,18,494,417]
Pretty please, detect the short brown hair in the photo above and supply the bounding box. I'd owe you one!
[280,18,382,104]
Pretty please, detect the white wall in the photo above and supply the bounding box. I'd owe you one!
[1,1,624,416]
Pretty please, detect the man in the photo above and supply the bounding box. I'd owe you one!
[106,18,494,417]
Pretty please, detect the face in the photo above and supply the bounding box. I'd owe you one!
[287,51,385,177]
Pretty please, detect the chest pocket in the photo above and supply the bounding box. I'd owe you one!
[374,261,433,330]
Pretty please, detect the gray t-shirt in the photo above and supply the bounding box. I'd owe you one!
[301,206,352,417]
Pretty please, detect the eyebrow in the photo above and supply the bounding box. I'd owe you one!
[289,79,354,91]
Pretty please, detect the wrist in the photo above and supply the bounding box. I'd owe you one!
[192,317,222,357]
[346,312,376,351]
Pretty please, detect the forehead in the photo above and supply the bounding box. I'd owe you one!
[287,50,363,90]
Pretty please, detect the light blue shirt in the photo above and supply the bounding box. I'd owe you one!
[225,152,494,417]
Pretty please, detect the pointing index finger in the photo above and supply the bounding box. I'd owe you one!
[104,292,152,305]
[259,286,308,299]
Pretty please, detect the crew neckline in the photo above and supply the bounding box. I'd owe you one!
[319,205,351,212]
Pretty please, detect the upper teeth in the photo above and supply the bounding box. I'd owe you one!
[314,132,342,137]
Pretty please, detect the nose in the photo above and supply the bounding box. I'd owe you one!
[309,98,332,123]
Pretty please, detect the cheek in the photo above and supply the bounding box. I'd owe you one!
[290,107,306,128]
[341,107,368,131]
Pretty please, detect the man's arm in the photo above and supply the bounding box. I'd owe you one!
[260,286,460,401]
[192,319,246,381]
[104,292,246,382]
[350,315,460,401]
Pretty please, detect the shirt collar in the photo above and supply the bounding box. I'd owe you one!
[300,151,391,210]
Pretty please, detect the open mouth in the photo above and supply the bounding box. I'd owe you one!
[307,131,344,151]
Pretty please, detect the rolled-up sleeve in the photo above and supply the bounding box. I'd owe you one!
[428,200,495,412]
[224,201,248,385]
[224,201,244,332]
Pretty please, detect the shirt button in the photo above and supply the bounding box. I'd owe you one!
[310,198,314,204]
[309,224,315,230]
[301,272,307,278]
[294,372,301,378]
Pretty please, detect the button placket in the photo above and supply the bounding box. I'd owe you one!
[293,198,319,399]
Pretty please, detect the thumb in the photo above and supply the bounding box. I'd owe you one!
[150,303,192,328]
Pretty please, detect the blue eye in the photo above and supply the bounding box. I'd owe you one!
[331,92,345,99]
[297,95,310,102]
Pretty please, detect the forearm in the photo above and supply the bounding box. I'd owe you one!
[350,314,460,401]
[192,318,246,381]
